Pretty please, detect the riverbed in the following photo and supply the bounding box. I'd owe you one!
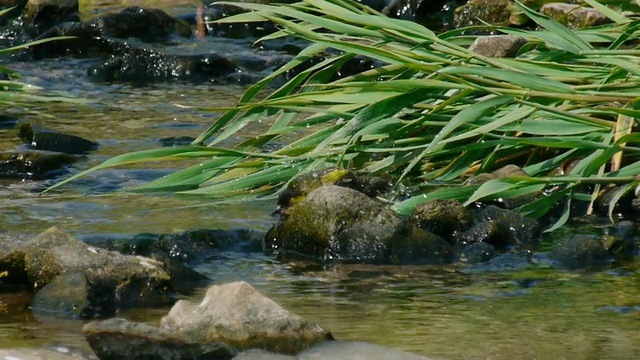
[1,3,640,360]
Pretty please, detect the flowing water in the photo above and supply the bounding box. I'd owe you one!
[1,4,640,360]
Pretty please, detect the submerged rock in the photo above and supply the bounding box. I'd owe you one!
[0,151,78,180]
[266,185,453,264]
[19,123,99,154]
[86,41,238,83]
[234,340,434,359]
[296,341,433,360]
[161,281,332,354]
[550,235,610,269]
[83,318,238,360]
[0,227,207,318]
[0,346,97,360]
[89,228,264,263]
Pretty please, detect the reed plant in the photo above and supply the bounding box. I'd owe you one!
[50,0,640,231]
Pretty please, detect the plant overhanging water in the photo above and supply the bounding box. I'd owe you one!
[49,0,640,231]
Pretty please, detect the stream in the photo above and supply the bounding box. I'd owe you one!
[1,2,640,360]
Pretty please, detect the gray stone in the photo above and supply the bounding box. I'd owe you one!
[83,318,237,360]
[469,35,527,58]
[161,281,332,354]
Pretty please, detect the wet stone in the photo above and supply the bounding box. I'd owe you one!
[23,0,79,31]
[550,235,611,269]
[453,0,516,28]
[0,114,18,128]
[19,123,99,154]
[158,136,196,147]
[460,242,497,264]
[266,185,453,264]
[83,318,238,360]
[0,151,79,180]
[0,227,202,318]
[413,199,473,243]
[87,7,179,41]
[477,205,541,247]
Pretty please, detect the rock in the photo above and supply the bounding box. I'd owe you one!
[92,228,263,263]
[478,205,541,246]
[0,151,78,180]
[467,250,533,272]
[0,346,97,360]
[606,220,637,239]
[540,3,609,28]
[468,35,527,58]
[465,165,538,209]
[460,242,497,264]
[0,114,18,128]
[412,199,473,242]
[83,318,237,360]
[159,136,196,147]
[266,185,453,264]
[233,349,293,360]
[601,235,635,261]
[19,123,99,154]
[86,40,237,83]
[596,185,634,217]
[456,220,508,249]
[297,341,433,360]
[550,235,610,269]
[454,0,517,28]
[86,7,180,41]
[274,169,375,215]
[23,0,79,31]
[232,341,435,359]
[0,227,205,317]
[161,281,332,354]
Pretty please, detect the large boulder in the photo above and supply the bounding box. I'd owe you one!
[0,227,208,318]
[161,281,332,354]
[265,185,453,264]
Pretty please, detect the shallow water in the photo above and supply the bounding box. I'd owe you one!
[1,7,640,360]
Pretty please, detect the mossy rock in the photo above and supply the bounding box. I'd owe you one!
[266,185,453,264]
